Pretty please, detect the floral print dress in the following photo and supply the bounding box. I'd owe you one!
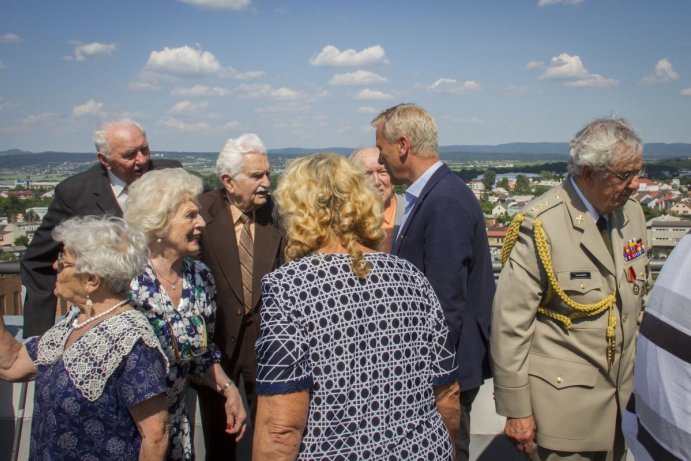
[130,257,221,461]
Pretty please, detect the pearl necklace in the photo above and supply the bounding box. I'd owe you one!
[72,299,129,330]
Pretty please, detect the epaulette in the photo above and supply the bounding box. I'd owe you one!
[522,189,566,219]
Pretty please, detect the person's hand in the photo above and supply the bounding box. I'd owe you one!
[504,415,536,455]
[222,383,247,441]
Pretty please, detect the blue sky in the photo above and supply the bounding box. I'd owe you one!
[1,0,690,153]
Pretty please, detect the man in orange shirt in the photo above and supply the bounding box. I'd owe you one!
[351,147,404,252]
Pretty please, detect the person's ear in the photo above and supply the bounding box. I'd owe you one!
[97,152,111,171]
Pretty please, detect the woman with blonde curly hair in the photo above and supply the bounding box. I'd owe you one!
[253,153,460,461]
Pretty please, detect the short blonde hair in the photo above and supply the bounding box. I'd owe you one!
[124,168,203,240]
[274,153,384,278]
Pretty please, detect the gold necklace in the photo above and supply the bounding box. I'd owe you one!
[149,259,181,290]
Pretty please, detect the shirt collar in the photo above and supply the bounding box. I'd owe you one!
[405,160,444,202]
[107,170,128,196]
[569,175,600,223]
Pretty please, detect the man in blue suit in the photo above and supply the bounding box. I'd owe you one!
[372,103,495,460]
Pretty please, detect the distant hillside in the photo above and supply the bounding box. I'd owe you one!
[1,142,689,168]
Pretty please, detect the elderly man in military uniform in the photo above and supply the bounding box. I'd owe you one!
[491,118,649,461]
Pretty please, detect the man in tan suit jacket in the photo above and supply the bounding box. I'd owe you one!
[492,118,649,460]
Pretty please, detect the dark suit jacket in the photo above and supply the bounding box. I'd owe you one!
[393,163,495,390]
[20,159,181,337]
[197,189,284,364]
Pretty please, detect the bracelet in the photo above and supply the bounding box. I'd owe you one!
[220,381,234,394]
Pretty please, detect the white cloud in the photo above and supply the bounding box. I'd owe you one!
[1,33,22,44]
[538,0,585,6]
[22,113,56,125]
[127,81,163,92]
[681,88,691,96]
[159,116,213,132]
[526,61,544,70]
[539,53,588,79]
[309,45,389,67]
[64,41,116,62]
[234,83,299,100]
[639,58,679,85]
[354,88,394,100]
[565,74,618,87]
[234,70,265,80]
[169,100,209,114]
[534,52,618,87]
[0,97,18,111]
[504,84,530,96]
[144,45,227,77]
[72,99,105,117]
[356,106,378,114]
[223,120,241,130]
[427,78,483,94]
[171,85,229,97]
[179,0,251,10]
[329,70,388,86]
[254,103,312,114]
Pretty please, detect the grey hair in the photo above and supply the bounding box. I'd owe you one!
[215,133,267,179]
[371,103,439,158]
[124,168,203,240]
[568,118,643,177]
[52,216,147,297]
[93,119,146,159]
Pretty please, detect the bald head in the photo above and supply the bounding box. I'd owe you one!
[351,147,394,207]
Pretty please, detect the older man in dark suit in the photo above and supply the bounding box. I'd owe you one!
[372,103,495,461]
[196,133,283,461]
[20,119,181,337]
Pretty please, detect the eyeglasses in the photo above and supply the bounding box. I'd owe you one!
[605,165,646,184]
[56,252,76,273]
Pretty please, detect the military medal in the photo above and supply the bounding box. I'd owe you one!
[623,238,645,261]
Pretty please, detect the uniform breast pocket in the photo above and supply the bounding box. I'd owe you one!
[556,270,604,303]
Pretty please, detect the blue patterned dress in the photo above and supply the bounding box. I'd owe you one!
[26,309,168,461]
[129,257,221,461]
[256,252,458,461]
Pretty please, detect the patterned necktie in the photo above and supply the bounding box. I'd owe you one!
[597,216,613,259]
[238,213,254,314]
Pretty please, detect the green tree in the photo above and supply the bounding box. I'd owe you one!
[498,177,510,190]
[643,206,662,221]
[482,170,496,192]
[14,235,29,246]
[479,196,493,215]
[514,174,532,194]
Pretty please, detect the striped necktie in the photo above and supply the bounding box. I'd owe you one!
[238,213,254,314]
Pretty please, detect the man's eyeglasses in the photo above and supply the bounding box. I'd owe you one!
[56,252,76,273]
[605,165,646,184]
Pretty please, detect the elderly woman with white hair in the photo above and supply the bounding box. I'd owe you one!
[0,216,170,460]
[125,168,247,461]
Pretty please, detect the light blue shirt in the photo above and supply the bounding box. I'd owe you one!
[395,160,444,241]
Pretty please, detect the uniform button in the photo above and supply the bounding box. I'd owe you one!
[556,377,563,384]
[230,336,237,343]
[622,315,628,323]
[236,308,243,316]
[580,283,585,289]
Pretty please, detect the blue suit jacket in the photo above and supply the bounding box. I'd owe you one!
[394,163,495,389]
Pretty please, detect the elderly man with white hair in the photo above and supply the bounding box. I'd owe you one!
[195,133,284,461]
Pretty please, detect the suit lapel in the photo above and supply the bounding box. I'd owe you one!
[563,181,615,276]
[90,165,122,216]
[393,164,450,254]
[204,191,244,303]
[252,206,282,307]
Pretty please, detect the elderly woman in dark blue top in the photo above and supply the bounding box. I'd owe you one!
[0,216,169,460]
[253,153,460,461]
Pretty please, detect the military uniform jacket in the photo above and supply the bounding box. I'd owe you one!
[491,178,648,452]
